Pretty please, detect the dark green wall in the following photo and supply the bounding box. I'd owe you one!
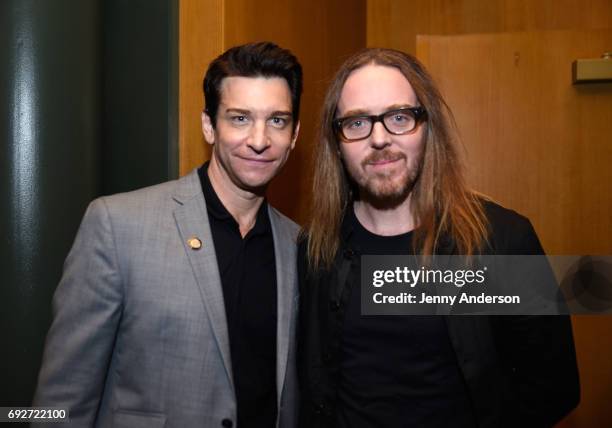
[103,0,178,195]
[0,0,177,407]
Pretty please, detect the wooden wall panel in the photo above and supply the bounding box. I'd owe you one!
[418,29,612,427]
[417,30,612,254]
[368,0,612,54]
[179,0,366,224]
[179,0,223,177]
[223,0,366,224]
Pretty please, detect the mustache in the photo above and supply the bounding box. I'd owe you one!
[362,150,406,166]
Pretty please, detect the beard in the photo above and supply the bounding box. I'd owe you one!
[351,149,422,209]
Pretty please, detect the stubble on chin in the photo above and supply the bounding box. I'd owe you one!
[356,150,422,209]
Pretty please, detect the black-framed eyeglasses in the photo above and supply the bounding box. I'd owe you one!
[333,107,427,142]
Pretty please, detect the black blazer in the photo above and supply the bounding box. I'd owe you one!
[297,200,580,428]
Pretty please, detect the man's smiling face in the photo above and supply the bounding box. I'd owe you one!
[336,64,425,204]
[203,76,299,193]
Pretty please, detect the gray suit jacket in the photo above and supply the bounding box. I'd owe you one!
[33,170,300,428]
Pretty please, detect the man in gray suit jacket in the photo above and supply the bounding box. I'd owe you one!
[34,42,303,428]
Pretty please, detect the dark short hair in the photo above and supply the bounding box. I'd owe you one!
[203,41,303,130]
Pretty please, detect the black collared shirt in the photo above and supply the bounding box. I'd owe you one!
[199,162,277,428]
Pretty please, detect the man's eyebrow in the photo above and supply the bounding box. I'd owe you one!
[339,108,369,117]
[224,108,251,115]
[223,108,292,117]
[339,104,416,118]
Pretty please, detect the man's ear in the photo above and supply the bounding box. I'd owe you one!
[290,120,300,151]
[202,111,215,145]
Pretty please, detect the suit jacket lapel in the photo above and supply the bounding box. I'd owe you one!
[269,208,297,407]
[171,170,234,392]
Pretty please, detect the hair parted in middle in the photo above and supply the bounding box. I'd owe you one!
[305,47,489,270]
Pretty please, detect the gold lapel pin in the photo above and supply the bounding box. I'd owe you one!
[187,237,202,250]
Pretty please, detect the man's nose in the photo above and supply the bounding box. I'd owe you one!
[369,121,391,149]
[248,121,271,153]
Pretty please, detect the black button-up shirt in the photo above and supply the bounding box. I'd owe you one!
[199,162,277,428]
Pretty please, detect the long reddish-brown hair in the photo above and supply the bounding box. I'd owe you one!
[305,48,489,270]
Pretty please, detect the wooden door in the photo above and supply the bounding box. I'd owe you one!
[418,29,612,427]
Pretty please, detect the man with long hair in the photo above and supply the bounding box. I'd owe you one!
[34,42,301,427]
[298,48,579,427]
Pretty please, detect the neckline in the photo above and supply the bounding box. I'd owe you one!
[350,205,414,240]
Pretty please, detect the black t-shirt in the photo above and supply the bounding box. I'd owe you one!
[336,207,476,428]
[199,163,277,428]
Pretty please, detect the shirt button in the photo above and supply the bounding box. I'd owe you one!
[330,300,341,311]
[221,418,233,428]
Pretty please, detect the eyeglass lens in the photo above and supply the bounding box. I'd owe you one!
[340,109,418,140]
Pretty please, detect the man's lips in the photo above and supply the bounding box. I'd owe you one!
[237,156,275,164]
[367,158,401,166]
[363,152,405,167]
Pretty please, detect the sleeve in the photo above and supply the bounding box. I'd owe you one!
[492,217,580,427]
[32,197,124,426]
